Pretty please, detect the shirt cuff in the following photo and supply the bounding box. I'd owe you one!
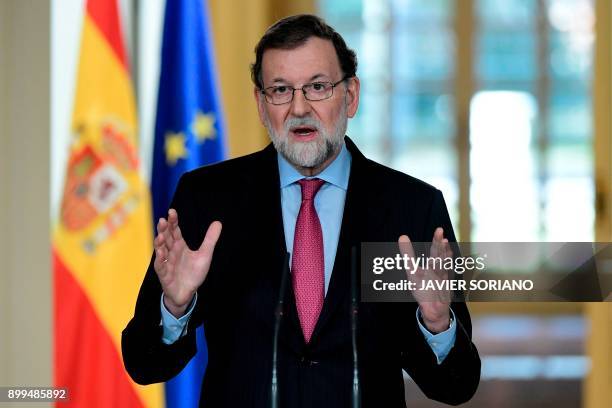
[160,292,197,345]
[415,306,457,364]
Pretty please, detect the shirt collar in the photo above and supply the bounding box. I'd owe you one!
[277,141,351,190]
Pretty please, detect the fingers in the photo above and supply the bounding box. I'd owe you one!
[430,227,443,255]
[398,234,414,258]
[154,209,183,274]
[400,229,453,305]
[156,209,183,250]
[164,210,178,248]
[430,227,447,258]
[199,221,223,256]
[154,236,169,274]
[154,218,168,270]
[399,229,450,259]
[156,217,173,248]
[430,229,450,284]
[441,238,450,258]
[167,209,182,241]
[167,208,178,224]
[436,238,450,280]
[432,227,444,242]
[398,235,421,276]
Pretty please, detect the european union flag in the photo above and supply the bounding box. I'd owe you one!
[151,0,226,406]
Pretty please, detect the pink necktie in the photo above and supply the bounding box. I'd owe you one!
[292,178,325,343]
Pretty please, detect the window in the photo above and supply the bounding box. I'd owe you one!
[319,0,595,242]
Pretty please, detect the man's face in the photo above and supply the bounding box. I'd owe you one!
[255,37,360,169]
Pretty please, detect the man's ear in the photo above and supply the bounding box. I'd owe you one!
[254,87,266,125]
[345,76,360,118]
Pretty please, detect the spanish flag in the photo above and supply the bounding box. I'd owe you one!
[53,0,163,406]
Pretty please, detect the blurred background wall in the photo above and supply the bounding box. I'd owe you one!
[0,0,52,400]
[0,0,610,407]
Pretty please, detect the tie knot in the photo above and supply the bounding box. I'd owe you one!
[298,178,325,201]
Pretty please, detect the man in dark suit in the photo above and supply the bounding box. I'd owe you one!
[122,14,480,407]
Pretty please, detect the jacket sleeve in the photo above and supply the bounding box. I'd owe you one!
[121,172,205,385]
[401,189,481,405]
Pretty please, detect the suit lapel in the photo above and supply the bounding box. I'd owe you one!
[246,143,286,260]
[309,137,383,344]
[241,143,307,352]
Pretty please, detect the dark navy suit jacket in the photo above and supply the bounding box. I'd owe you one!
[122,137,481,407]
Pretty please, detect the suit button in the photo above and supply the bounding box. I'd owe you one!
[300,355,318,366]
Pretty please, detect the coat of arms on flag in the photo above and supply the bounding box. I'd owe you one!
[60,117,144,254]
[53,0,163,406]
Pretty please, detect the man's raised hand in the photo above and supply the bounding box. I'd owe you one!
[398,227,451,333]
[153,209,222,318]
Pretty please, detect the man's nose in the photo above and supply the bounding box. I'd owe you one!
[289,89,312,117]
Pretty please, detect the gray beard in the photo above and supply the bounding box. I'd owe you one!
[264,104,348,169]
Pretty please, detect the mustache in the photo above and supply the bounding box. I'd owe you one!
[283,116,322,132]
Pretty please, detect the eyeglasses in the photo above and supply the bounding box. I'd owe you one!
[261,76,350,105]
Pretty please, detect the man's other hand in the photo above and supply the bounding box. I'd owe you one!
[398,227,451,333]
[154,208,222,318]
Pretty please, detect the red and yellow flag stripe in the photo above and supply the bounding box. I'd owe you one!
[53,0,162,406]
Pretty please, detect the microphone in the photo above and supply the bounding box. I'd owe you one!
[351,246,361,408]
[271,252,291,408]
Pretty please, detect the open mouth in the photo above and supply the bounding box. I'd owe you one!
[290,126,318,138]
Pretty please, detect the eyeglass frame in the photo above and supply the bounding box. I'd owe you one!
[259,75,351,105]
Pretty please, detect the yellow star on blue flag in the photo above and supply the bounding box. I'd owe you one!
[151,1,227,406]
[164,131,188,165]
[192,111,216,142]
